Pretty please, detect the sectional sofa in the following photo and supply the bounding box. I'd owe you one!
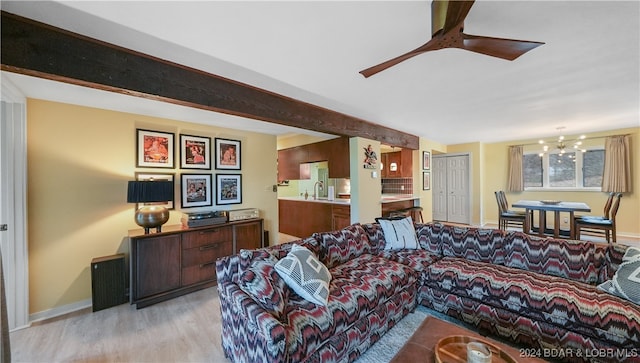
[216,222,640,363]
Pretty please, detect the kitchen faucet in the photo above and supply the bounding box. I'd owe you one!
[313,181,324,200]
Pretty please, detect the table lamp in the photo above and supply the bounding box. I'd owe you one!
[127,180,173,234]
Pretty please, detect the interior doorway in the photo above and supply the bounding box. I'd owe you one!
[432,153,471,224]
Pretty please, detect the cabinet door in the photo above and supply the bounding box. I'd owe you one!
[380,153,388,178]
[386,152,402,178]
[327,137,350,178]
[400,148,413,177]
[235,220,264,251]
[331,205,351,230]
[133,235,181,299]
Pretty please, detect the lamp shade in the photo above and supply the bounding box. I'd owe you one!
[127,180,173,203]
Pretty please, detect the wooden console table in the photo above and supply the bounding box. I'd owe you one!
[129,218,263,308]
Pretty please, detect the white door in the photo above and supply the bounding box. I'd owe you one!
[1,77,30,331]
[432,156,448,221]
[446,155,470,224]
[431,154,470,224]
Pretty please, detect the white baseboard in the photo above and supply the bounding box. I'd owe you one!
[28,298,92,325]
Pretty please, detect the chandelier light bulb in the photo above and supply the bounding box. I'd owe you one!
[538,140,545,144]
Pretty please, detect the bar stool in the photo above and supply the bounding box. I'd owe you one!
[393,206,424,223]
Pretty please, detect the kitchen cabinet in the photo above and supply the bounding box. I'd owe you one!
[129,219,263,308]
[279,199,351,237]
[381,149,413,178]
[331,204,351,230]
[277,137,350,181]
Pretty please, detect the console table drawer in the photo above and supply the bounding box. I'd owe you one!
[182,226,232,249]
[182,242,232,267]
[182,263,217,286]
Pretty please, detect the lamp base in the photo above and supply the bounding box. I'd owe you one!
[135,205,170,234]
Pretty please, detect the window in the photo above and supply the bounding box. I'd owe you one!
[523,148,604,190]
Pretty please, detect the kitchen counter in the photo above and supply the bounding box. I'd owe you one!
[278,194,417,205]
[278,196,350,205]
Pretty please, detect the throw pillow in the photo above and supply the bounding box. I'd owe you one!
[598,247,640,305]
[377,216,420,250]
[238,254,289,318]
[274,244,331,306]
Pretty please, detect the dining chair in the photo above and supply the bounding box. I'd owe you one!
[573,192,615,223]
[495,191,529,231]
[574,193,622,243]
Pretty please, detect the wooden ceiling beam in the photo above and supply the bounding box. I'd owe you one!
[1,11,419,149]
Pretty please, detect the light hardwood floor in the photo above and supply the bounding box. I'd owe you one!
[11,286,227,363]
[11,230,639,362]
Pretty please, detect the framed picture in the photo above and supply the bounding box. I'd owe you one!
[135,172,175,210]
[422,172,431,190]
[215,138,241,170]
[180,173,212,208]
[422,151,431,170]
[216,174,242,205]
[180,134,211,169]
[137,129,175,168]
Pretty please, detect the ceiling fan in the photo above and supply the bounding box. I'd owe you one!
[359,0,545,78]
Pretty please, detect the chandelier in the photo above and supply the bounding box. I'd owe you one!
[537,135,587,158]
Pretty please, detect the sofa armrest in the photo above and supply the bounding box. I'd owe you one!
[218,282,288,363]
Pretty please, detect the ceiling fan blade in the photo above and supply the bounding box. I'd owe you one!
[359,41,437,78]
[440,0,475,34]
[461,34,545,60]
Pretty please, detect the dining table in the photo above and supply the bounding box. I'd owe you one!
[512,200,591,239]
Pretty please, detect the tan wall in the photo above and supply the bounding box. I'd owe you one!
[27,99,278,314]
[349,137,381,224]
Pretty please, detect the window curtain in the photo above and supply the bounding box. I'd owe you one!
[507,145,524,192]
[602,134,631,192]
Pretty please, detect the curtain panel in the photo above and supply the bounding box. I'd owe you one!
[602,135,631,192]
[507,145,524,192]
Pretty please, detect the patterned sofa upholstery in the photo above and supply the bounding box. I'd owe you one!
[217,222,640,363]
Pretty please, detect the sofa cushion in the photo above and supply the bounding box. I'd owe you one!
[361,223,386,254]
[377,216,420,250]
[440,225,506,264]
[424,257,640,346]
[415,223,443,256]
[238,253,289,318]
[598,247,640,305]
[281,254,417,361]
[377,249,439,273]
[503,232,603,285]
[275,244,331,306]
[313,224,372,269]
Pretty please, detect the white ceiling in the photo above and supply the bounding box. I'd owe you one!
[2,1,639,145]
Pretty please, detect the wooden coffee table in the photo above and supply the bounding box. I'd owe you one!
[390,316,547,363]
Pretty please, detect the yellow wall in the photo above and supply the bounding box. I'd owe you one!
[27,99,278,314]
[350,137,381,224]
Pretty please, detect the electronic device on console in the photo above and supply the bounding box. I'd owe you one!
[181,210,228,228]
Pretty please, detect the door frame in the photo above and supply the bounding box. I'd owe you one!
[1,75,30,331]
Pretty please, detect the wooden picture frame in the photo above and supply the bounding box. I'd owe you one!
[180,173,212,208]
[215,138,241,170]
[180,134,211,170]
[423,171,431,190]
[422,151,431,170]
[136,129,175,168]
[216,174,242,205]
[134,172,175,210]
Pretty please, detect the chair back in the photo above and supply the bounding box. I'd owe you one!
[609,193,623,221]
[495,191,508,213]
[602,192,616,219]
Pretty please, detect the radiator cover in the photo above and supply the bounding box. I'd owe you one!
[91,254,127,312]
